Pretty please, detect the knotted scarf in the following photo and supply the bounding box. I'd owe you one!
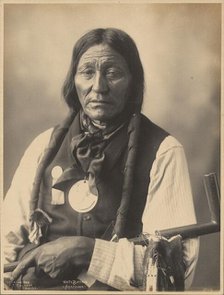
[68,111,129,196]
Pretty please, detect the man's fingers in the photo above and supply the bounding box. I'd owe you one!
[11,248,39,282]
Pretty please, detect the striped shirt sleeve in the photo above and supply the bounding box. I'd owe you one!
[3,128,54,263]
[88,136,199,290]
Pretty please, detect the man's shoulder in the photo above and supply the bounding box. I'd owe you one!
[139,113,169,141]
[24,128,54,159]
[32,128,55,146]
[139,114,183,155]
[135,114,170,172]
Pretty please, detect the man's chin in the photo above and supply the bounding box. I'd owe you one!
[84,109,115,123]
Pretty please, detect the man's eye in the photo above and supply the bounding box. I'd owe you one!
[106,70,123,79]
[81,69,95,78]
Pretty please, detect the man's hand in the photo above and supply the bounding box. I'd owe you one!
[11,236,95,282]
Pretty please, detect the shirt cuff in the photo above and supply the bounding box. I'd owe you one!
[87,239,117,285]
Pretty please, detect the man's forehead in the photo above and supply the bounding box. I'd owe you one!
[78,44,125,65]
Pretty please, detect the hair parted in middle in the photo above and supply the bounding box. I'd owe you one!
[62,28,144,115]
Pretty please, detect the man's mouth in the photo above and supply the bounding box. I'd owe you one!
[88,100,111,105]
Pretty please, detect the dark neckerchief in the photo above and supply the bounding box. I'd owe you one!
[69,111,130,195]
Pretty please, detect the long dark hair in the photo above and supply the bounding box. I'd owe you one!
[62,28,144,114]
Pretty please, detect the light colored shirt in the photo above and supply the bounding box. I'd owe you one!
[3,128,199,290]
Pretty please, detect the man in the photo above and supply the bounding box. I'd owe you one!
[3,28,199,291]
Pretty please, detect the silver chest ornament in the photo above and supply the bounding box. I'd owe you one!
[68,180,98,213]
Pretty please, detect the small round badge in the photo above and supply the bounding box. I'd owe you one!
[68,180,98,213]
[51,166,63,179]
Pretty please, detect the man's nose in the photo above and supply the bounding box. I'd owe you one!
[92,72,108,93]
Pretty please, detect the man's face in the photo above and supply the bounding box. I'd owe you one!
[74,44,131,122]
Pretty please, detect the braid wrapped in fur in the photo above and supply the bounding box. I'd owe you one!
[29,111,76,244]
[112,112,141,240]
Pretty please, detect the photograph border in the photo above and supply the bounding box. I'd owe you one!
[0,1,223,294]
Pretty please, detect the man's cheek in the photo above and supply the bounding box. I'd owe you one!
[77,91,89,105]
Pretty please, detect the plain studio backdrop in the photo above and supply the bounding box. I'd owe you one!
[3,3,221,291]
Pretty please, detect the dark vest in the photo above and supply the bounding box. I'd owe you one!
[39,113,168,242]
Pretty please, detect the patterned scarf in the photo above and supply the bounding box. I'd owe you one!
[70,111,128,195]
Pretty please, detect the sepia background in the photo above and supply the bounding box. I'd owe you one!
[3,3,221,291]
